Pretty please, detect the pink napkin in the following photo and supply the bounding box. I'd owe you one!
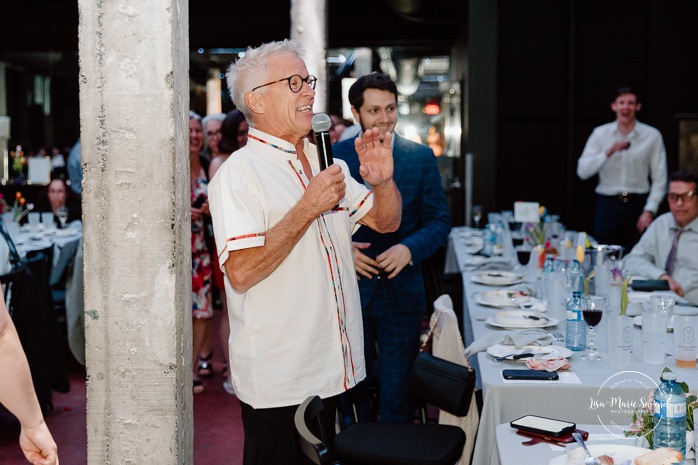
[525,357,570,371]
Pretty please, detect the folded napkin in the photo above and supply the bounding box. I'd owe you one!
[464,329,553,356]
[525,357,570,371]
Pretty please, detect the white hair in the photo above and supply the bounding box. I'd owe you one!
[226,39,305,125]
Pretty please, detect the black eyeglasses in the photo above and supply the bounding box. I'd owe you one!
[251,74,317,93]
[667,191,696,203]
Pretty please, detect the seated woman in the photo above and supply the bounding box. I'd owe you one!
[35,177,82,228]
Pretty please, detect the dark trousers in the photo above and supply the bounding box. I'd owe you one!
[594,193,648,252]
[240,396,337,465]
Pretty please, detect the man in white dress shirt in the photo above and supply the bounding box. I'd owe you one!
[577,86,667,251]
[624,170,698,304]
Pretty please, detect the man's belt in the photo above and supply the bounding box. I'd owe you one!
[599,192,647,203]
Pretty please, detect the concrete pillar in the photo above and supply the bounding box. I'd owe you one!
[291,0,327,112]
[77,1,192,463]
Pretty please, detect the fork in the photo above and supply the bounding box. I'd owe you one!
[572,432,598,465]
[551,331,565,341]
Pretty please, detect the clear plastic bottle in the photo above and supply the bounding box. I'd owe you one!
[653,372,686,462]
[540,256,555,300]
[565,291,587,351]
[482,224,494,256]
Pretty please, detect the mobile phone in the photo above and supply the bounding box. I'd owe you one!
[192,194,207,208]
[502,369,559,381]
[630,279,670,292]
[510,415,576,437]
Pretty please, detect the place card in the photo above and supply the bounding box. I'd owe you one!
[514,202,540,223]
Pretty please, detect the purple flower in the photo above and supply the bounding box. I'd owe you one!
[611,267,624,282]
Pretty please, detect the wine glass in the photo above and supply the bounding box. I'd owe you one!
[472,205,483,229]
[582,295,606,360]
[56,206,69,229]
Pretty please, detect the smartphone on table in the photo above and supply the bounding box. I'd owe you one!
[502,369,559,381]
[510,414,576,437]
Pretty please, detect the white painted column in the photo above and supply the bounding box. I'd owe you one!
[291,0,327,113]
[77,0,192,463]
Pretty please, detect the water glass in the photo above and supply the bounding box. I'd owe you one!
[651,294,676,315]
[642,310,669,365]
[673,315,698,368]
[28,212,41,235]
[41,211,55,230]
[472,205,483,229]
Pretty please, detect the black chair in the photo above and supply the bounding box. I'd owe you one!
[295,361,467,465]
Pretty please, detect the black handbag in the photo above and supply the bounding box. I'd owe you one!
[408,313,476,417]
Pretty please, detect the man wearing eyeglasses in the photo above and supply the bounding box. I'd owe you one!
[208,40,401,465]
[624,170,698,304]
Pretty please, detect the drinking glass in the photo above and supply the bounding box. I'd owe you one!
[472,205,483,229]
[516,246,531,266]
[582,295,606,360]
[56,206,69,229]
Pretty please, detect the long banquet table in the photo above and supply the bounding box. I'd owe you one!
[446,227,698,465]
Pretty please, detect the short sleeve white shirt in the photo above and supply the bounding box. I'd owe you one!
[208,127,373,408]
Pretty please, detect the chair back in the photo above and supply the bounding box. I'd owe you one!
[294,396,333,465]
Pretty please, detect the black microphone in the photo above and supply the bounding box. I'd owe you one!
[312,113,334,171]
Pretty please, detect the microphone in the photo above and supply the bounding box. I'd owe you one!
[312,113,334,171]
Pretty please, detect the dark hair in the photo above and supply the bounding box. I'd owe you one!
[219,109,247,153]
[614,86,641,103]
[348,73,398,110]
[669,169,698,187]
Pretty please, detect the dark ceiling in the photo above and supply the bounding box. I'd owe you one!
[0,0,467,71]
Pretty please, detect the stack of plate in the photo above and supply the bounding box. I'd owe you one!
[471,271,523,286]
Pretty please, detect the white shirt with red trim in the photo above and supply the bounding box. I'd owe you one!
[208,127,373,409]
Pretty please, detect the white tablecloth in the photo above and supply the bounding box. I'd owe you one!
[446,228,698,465]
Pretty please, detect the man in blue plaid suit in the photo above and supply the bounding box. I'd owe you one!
[333,73,451,423]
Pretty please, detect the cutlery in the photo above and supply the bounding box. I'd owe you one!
[523,314,547,321]
[572,432,599,465]
[493,352,536,362]
[551,332,565,341]
[510,297,531,310]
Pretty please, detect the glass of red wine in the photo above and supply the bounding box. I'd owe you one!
[582,295,606,360]
[516,246,531,266]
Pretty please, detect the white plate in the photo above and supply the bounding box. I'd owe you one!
[479,288,532,306]
[55,228,79,237]
[486,311,558,329]
[471,271,523,286]
[486,343,572,360]
[550,444,651,465]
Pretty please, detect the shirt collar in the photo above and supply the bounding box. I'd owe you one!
[247,127,298,159]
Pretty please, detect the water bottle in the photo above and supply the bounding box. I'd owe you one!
[493,221,505,256]
[653,372,686,462]
[566,291,587,351]
[482,224,494,256]
[541,256,555,300]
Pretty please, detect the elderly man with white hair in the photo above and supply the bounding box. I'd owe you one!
[208,39,401,465]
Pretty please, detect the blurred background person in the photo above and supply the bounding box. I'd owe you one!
[189,111,213,394]
[624,170,698,304]
[577,86,667,251]
[202,113,227,163]
[207,108,248,395]
[66,139,82,198]
[0,294,59,465]
[218,109,248,155]
[36,177,82,227]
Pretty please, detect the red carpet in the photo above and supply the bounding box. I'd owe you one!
[0,310,244,464]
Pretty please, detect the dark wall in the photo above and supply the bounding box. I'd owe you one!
[493,0,698,233]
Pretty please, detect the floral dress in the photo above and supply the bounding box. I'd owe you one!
[191,171,212,319]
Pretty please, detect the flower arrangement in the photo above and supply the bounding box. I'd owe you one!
[12,192,33,223]
[625,368,697,449]
[0,193,9,214]
[524,205,548,246]
[611,266,632,316]
[10,145,26,175]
